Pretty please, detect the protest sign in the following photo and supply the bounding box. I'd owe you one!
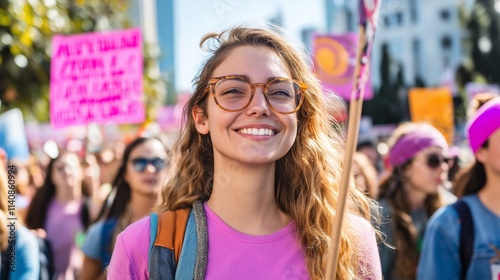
[313,33,373,100]
[409,87,455,144]
[50,28,144,128]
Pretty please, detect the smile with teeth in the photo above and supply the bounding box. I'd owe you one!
[237,128,276,136]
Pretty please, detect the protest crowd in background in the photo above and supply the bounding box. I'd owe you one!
[1,0,500,278]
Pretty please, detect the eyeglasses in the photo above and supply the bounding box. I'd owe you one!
[206,75,307,114]
[130,157,167,172]
[426,153,449,169]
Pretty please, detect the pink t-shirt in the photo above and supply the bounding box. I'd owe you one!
[107,205,381,280]
[203,203,308,279]
[45,198,84,280]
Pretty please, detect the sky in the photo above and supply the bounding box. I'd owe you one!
[173,0,326,92]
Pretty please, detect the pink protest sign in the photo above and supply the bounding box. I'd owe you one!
[313,33,373,100]
[50,28,144,128]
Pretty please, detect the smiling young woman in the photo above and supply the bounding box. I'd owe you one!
[107,26,381,280]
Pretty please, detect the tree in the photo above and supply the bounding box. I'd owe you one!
[452,0,500,124]
[0,0,165,123]
[362,43,407,124]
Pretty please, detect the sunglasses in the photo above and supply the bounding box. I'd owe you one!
[130,157,167,172]
[426,153,449,169]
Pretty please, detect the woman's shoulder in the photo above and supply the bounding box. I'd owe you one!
[82,218,118,257]
[347,213,378,244]
[426,202,460,230]
[347,214,383,279]
[85,220,106,234]
[16,226,38,246]
[108,215,152,279]
[347,214,373,233]
[119,215,152,242]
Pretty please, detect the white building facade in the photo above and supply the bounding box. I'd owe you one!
[326,0,464,90]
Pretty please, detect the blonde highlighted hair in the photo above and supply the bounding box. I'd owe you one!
[158,27,374,279]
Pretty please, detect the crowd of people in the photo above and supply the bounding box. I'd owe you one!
[0,26,499,280]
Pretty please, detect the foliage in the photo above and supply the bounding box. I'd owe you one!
[362,43,408,124]
[454,0,500,123]
[0,0,165,123]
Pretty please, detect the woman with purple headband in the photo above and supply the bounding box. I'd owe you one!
[377,122,453,280]
[417,97,500,280]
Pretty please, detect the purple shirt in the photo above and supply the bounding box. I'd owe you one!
[108,206,381,280]
[45,198,84,280]
[203,203,308,279]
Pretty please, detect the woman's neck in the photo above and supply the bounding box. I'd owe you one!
[405,183,428,210]
[128,191,158,223]
[207,161,290,235]
[55,185,81,203]
[478,171,500,216]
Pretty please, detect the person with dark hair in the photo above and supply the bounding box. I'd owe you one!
[107,26,381,280]
[80,137,169,280]
[25,151,90,280]
[378,122,453,279]
[417,97,500,279]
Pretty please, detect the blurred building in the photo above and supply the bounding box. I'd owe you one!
[129,0,176,104]
[325,0,463,92]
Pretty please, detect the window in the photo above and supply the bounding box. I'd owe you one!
[383,11,404,27]
[440,9,450,21]
[441,35,452,50]
[410,0,418,22]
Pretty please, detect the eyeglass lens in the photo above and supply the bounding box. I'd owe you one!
[214,77,301,113]
[131,157,166,172]
[426,154,447,169]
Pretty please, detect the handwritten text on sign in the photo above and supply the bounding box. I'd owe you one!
[50,28,144,128]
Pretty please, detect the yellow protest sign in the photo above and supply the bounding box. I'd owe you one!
[408,87,454,144]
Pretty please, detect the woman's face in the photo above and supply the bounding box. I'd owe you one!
[405,146,449,194]
[353,163,369,196]
[51,153,83,191]
[124,139,168,196]
[193,46,298,167]
[477,128,500,175]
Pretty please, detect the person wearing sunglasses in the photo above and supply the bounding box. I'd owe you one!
[377,122,453,280]
[80,136,169,280]
[418,97,500,280]
[106,27,381,280]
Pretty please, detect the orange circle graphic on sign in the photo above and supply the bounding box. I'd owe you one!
[315,38,350,77]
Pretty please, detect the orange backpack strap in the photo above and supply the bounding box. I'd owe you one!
[153,208,191,263]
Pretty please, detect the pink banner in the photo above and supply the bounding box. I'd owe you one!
[313,33,373,100]
[50,28,144,128]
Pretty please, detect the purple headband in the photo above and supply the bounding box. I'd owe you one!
[466,97,500,154]
[389,125,448,167]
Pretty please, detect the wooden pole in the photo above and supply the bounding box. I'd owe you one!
[324,24,367,280]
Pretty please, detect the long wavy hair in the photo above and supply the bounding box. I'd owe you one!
[25,151,90,230]
[92,136,169,255]
[378,123,443,278]
[157,27,374,280]
[453,140,488,197]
